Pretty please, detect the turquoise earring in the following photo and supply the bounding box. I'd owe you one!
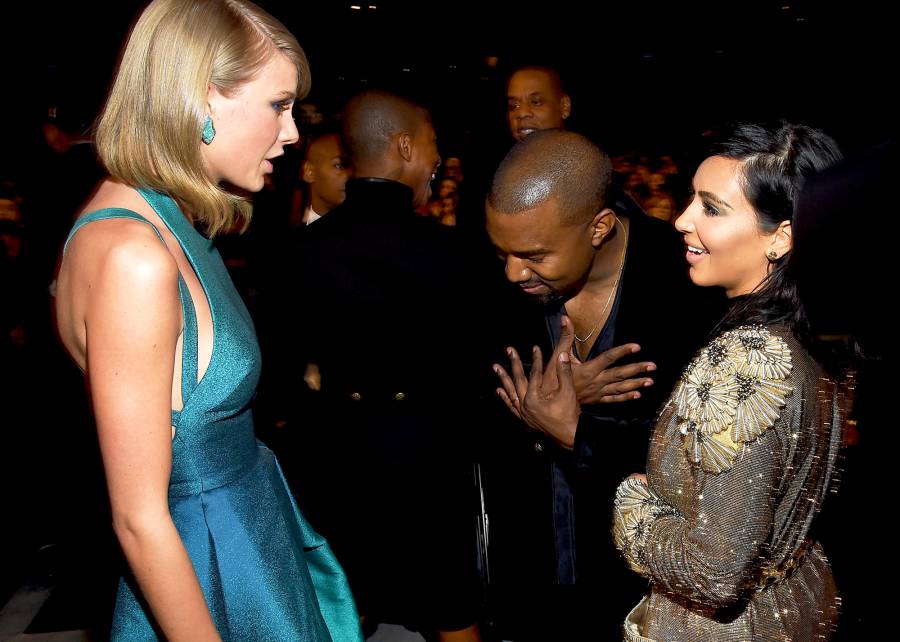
[201,116,216,145]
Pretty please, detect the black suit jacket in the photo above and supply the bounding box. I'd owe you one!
[278,178,496,624]
[292,178,492,437]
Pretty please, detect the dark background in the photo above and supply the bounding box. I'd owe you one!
[1,0,895,178]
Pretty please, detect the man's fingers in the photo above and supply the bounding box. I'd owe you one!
[493,363,521,406]
[556,350,575,395]
[496,387,522,418]
[589,343,643,370]
[601,375,654,396]
[557,315,576,361]
[529,346,544,393]
[603,362,657,382]
[597,391,645,404]
[545,317,572,389]
[507,347,529,400]
[588,374,654,403]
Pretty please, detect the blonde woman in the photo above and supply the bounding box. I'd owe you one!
[54,1,361,640]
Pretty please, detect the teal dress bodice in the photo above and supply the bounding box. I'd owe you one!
[65,188,361,641]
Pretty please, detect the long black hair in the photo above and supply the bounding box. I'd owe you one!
[711,122,842,350]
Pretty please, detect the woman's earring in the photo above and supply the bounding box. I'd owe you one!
[201,116,216,145]
[766,249,778,261]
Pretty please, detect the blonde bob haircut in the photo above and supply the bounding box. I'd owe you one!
[95,0,310,236]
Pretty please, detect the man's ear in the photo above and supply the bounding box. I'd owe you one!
[561,94,572,121]
[397,132,413,162]
[302,160,315,184]
[589,208,616,247]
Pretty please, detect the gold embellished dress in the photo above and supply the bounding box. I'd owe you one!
[613,326,843,641]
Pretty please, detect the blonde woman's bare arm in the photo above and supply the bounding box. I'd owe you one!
[83,230,221,642]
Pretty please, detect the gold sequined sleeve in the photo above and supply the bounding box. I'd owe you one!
[613,477,681,578]
[614,326,802,607]
[643,428,784,607]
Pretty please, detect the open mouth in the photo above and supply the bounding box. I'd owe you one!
[685,244,709,265]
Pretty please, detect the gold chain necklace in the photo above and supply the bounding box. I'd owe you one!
[574,218,629,344]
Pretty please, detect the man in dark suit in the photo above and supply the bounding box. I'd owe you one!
[290,90,485,642]
[484,129,723,639]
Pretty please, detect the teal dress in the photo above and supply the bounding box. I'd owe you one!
[65,188,361,642]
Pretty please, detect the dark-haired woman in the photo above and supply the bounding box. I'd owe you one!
[613,122,847,640]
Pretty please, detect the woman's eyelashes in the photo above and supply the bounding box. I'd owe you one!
[702,199,721,217]
[272,99,292,114]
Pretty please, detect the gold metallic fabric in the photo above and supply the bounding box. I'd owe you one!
[614,326,843,641]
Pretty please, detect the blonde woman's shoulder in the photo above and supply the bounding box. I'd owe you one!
[77,179,150,216]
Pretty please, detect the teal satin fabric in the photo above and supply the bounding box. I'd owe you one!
[65,189,362,641]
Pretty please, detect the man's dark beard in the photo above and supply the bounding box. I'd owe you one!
[523,284,563,307]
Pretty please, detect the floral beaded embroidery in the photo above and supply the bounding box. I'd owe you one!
[672,326,793,473]
[613,478,681,576]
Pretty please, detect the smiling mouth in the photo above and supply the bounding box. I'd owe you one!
[686,245,708,255]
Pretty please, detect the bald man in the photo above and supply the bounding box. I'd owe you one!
[482,130,722,639]
[289,91,485,642]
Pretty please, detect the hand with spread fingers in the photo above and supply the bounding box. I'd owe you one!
[494,341,580,449]
[558,315,657,404]
[493,316,656,447]
[572,341,657,405]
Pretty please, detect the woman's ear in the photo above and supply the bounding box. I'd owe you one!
[768,220,793,259]
[206,83,223,117]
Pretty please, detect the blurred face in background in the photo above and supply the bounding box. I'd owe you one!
[506,69,571,142]
[303,133,351,213]
[438,178,458,199]
[297,101,324,128]
[443,156,464,183]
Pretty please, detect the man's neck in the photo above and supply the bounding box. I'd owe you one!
[584,216,629,294]
[310,195,333,215]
